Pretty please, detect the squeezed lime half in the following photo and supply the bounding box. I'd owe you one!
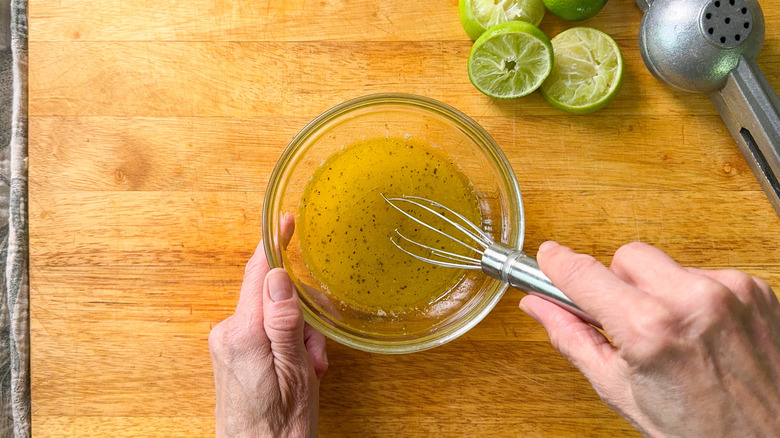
[467,21,553,99]
[459,0,546,40]
[540,27,623,114]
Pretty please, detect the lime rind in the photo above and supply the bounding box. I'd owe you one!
[540,27,623,114]
[459,0,487,40]
[542,0,607,22]
[459,0,545,40]
[468,21,553,99]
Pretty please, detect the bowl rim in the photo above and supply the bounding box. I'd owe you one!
[263,92,524,354]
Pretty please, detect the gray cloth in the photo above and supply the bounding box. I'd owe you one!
[0,0,27,436]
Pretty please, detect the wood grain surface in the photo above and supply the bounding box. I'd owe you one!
[29,0,780,436]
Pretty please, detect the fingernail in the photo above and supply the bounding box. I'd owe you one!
[519,301,541,324]
[268,270,293,302]
[322,349,329,367]
[538,240,559,253]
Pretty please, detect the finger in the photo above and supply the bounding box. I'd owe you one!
[610,242,693,298]
[519,295,619,387]
[280,211,295,250]
[236,239,271,318]
[687,267,774,306]
[266,212,295,270]
[303,283,344,321]
[751,276,780,306]
[263,268,309,364]
[536,241,647,326]
[304,323,329,380]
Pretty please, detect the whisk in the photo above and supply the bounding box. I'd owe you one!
[383,194,598,326]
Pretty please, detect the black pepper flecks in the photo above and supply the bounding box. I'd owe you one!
[297,136,480,314]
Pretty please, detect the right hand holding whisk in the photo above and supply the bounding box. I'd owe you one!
[521,241,780,437]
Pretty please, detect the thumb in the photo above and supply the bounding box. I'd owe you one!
[263,269,308,362]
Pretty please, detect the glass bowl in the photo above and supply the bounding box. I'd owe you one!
[263,93,522,354]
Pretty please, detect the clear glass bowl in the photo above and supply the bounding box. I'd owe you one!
[263,93,523,353]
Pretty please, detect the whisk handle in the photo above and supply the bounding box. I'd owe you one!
[482,243,600,327]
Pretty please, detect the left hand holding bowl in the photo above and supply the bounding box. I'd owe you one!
[209,214,328,437]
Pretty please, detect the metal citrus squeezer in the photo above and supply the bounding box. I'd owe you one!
[636,0,780,215]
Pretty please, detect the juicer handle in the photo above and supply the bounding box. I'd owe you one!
[710,57,780,216]
[481,243,601,328]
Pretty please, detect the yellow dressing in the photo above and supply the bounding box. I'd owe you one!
[298,136,481,316]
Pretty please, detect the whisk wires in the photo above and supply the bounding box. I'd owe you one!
[382,194,493,270]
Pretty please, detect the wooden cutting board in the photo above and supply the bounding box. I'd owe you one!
[29,0,780,436]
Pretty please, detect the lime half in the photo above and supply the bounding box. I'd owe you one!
[467,21,553,99]
[459,0,546,40]
[540,27,623,114]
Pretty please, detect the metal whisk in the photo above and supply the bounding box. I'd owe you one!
[383,194,597,326]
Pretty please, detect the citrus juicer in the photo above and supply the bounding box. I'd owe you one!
[636,0,780,215]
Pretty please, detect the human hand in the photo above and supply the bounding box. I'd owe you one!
[521,241,780,437]
[209,215,328,437]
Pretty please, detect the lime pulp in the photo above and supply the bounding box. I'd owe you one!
[540,27,623,114]
[467,21,554,99]
[459,0,546,40]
